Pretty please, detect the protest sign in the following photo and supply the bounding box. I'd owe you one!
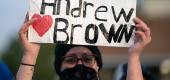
[28,0,136,47]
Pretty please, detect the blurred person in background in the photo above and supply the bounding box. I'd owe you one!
[0,61,13,80]
[16,14,151,80]
[114,63,157,80]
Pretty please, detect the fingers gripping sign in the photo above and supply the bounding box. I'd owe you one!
[129,17,151,54]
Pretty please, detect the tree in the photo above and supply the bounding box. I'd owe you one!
[2,37,59,80]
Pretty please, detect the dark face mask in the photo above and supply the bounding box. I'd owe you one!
[60,65,99,80]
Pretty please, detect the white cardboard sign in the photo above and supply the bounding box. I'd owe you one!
[28,0,136,47]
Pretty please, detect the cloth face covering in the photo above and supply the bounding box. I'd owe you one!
[60,65,98,80]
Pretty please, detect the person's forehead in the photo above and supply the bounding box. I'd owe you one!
[65,46,93,56]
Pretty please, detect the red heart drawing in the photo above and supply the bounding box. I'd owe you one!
[31,14,53,37]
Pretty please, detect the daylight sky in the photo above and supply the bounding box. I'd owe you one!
[0,0,28,53]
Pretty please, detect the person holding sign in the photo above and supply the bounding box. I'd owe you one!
[16,14,151,80]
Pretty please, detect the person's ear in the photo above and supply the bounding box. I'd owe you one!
[92,62,99,72]
[97,66,99,71]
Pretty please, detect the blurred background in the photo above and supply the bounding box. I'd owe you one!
[0,0,170,80]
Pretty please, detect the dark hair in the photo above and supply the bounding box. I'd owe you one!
[54,44,103,76]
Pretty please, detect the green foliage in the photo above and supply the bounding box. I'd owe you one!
[2,38,22,76]
[2,38,59,80]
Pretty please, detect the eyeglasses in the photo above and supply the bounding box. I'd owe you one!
[62,55,96,67]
